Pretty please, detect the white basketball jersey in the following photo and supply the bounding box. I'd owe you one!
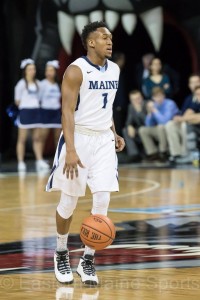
[70,56,120,131]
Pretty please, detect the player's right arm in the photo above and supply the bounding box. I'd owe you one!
[61,65,84,179]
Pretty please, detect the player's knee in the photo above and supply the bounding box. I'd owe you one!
[57,192,78,219]
[92,192,110,216]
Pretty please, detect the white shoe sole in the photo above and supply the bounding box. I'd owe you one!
[55,274,74,284]
[76,270,98,286]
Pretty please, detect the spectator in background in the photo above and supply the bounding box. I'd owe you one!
[142,58,172,99]
[122,90,146,162]
[134,52,155,90]
[181,74,200,114]
[189,86,200,136]
[15,59,49,172]
[112,52,128,136]
[135,53,180,98]
[166,85,200,163]
[40,60,62,153]
[165,74,200,164]
[139,87,179,162]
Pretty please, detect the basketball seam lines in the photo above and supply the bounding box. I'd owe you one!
[81,223,115,242]
[82,215,115,239]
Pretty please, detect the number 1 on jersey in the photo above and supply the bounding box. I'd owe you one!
[102,93,108,109]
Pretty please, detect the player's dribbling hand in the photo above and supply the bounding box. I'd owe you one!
[63,150,84,179]
[115,134,125,152]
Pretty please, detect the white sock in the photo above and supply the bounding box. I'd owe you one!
[84,246,95,257]
[56,233,69,251]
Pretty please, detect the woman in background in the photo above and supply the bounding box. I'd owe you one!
[40,60,61,153]
[142,58,172,99]
[15,58,49,172]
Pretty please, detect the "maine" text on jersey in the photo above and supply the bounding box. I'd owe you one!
[89,80,118,90]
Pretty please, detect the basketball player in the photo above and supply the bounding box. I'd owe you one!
[46,21,125,285]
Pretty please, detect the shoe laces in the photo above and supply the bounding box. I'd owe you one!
[56,252,71,274]
[81,256,96,276]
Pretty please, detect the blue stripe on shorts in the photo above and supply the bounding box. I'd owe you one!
[48,133,65,189]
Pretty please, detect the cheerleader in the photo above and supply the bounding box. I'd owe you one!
[40,60,62,152]
[15,59,49,172]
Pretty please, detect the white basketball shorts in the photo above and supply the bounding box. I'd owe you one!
[46,127,119,196]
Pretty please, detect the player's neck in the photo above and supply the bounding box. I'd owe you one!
[86,54,106,67]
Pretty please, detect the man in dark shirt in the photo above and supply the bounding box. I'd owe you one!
[181,74,200,114]
[184,85,200,128]
[122,90,146,161]
[166,85,200,164]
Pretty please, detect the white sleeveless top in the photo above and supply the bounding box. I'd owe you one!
[14,79,40,109]
[70,56,120,131]
[40,79,61,109]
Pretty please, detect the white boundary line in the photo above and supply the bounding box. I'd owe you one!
[0,175,160,212]
[0,267,28,272]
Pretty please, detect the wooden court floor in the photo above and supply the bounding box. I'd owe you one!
[0,166,200,299]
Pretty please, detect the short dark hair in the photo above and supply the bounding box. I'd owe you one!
[81,21,109,50]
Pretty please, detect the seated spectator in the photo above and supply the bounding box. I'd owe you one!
[166,74,200,164]
[165,120,188,164]
[190,86,200,137]
[142,58,172,99]
[166,85,200,164]
[139,87,179,162]
[122,90,146,162]
[181,74,200,114]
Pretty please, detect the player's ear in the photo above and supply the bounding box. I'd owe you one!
[88,39,95,48]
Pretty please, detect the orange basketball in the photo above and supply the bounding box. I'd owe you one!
[80,214,116,250]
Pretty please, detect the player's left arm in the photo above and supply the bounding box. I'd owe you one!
[111,118,125,152]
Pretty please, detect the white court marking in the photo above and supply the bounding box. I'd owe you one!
[0,174,160,212]
[0,267,29,272]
